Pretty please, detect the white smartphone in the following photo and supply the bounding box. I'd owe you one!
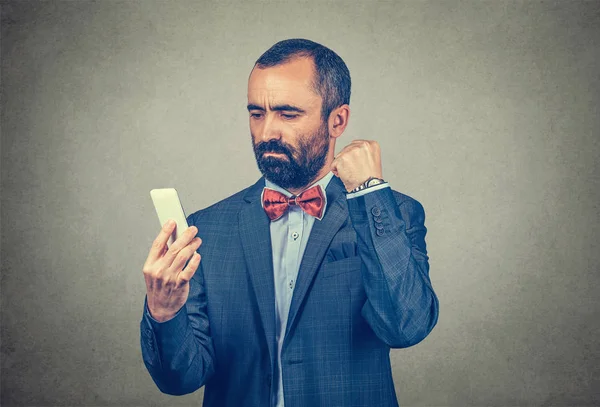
[150,188,189,247]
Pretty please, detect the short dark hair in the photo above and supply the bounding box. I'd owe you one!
[254,38,351,120]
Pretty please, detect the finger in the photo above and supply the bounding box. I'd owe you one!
[163,225,198,264]
[147,219,177,263]
[177,252,201,287]
[330,156,340,176]
[169,237,201,273]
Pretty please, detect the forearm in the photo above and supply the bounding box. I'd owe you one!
[348,187,439,348]
[140,274,215,394]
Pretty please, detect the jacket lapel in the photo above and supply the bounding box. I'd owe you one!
[239,177,276,368]
[284,176,348,340]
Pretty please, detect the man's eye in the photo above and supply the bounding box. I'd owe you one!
[281,113,298,120]
[250,112,263,119]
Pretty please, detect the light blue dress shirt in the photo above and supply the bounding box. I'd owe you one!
[264,171,389,407]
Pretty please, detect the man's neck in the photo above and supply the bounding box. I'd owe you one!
[265,169,333,196]
[287,169,332,195]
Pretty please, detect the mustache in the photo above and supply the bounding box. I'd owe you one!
[254,140,295,159]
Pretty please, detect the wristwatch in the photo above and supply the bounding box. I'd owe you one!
[349,177,386,193]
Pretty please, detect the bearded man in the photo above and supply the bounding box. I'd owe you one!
[140,38,439,407]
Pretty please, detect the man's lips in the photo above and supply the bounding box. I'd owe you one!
[263,152,289,158]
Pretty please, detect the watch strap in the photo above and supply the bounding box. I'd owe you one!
[349,177,385,193]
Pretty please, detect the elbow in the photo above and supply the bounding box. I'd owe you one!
[388,324,436,349]
[371,296,439,349]
[156,383,197,397]
[154,365,214,396]
[381,326,433,349]
[156,380,204,396]
[391,296,439,349]
[147,351,215,396]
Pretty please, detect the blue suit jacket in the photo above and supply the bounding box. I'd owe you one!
[140,176,439,406]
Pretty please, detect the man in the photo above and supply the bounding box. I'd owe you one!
[140,38,439,407]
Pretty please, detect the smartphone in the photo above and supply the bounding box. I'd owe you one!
[150,188,189,247]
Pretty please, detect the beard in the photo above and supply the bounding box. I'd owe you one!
[252,121,330,190]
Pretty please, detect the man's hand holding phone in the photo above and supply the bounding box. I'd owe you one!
[142,220,202,322]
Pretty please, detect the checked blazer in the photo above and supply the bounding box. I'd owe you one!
[140,175,439,407]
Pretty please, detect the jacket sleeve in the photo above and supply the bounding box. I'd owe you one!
[347,186,439,348]
[140,257,215,395]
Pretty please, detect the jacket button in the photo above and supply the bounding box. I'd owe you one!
[376,228,385,237]
[375,223,384,230]
[144,329,152,338]
[371,207,381,216]
[373,216,382,223]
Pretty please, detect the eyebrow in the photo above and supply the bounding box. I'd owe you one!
[247,104,306,114]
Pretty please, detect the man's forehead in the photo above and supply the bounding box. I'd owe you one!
[247,57,319,100]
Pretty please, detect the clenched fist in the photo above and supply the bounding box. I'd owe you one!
[330,139,383,192]
[142,220,202,322]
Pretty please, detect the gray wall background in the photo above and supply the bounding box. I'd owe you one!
[1,1,599,406]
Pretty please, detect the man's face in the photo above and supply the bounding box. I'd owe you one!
[247,57,330,191]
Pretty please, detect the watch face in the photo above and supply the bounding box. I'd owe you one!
[367,178,383,187]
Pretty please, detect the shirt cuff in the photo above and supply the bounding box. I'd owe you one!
[346,183,390,199]
[144,295,185,326]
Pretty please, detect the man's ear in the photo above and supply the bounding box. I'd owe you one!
[327,104,350,139]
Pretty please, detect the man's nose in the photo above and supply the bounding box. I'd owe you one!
[260,115,281,142]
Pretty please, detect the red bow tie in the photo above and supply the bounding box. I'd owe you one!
[262,185,326,221]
